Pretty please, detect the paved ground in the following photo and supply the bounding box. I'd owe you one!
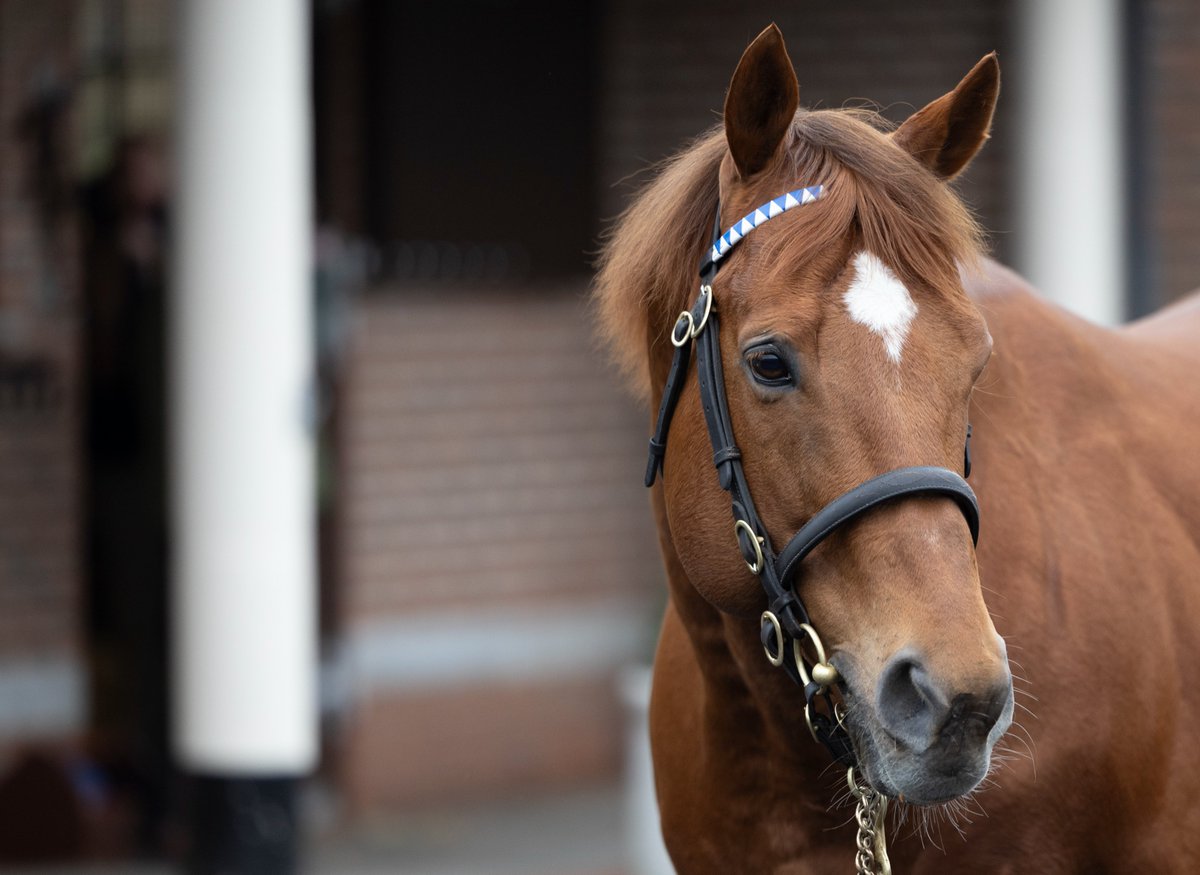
[315,785,627,875]
[9,785,630,875]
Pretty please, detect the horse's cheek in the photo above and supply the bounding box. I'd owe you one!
[665,477,764,618]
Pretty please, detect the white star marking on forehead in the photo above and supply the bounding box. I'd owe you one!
[843,251,918,363]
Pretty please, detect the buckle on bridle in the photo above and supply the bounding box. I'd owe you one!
[735,519,765,574]
[670,284,714,347]
[760,610,785,666]
[693,284,713,335]
[670,311,694,347]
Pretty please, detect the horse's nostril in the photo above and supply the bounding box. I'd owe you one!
[875,653,949,752]
[876,652,1010,752]
[944,681,1011,740]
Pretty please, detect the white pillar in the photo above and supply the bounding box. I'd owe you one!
[1015,0,1125,325]
[618,668,676,875]
[171,0,315,774]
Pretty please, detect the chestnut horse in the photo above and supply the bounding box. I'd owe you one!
[596,24,1200,874]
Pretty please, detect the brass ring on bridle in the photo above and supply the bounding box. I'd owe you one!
[760,610,784,667]
[847,766,867,800]
[794,622,840,689]
[803,702,821,744]
[671,311,694,347]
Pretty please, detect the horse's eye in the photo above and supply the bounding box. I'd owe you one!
[745,346,793,387]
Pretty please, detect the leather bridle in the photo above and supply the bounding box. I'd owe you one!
[645,188,980,767]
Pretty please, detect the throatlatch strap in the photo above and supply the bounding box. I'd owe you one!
[644,208,725,488]
[645,335,692,487]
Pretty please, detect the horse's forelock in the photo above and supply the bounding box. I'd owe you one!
[593,108,985,399]
[792,109,985,283]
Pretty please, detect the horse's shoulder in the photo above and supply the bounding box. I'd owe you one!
[1123,287,1200,350]
[961,258,1046,330]
[964,258,1200,367]
[960,258,1071,356]
[962,257,1033,304]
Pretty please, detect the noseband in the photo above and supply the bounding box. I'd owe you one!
[645,185,980,768]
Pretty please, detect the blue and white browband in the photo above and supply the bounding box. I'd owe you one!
[704,185,825,272]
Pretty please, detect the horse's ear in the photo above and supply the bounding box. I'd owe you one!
[893,52,1000,180]
[724,24,799,179]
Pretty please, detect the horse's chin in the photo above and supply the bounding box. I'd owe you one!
[840,689,1014,807]
[860,752,988,806]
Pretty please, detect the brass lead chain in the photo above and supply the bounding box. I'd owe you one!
[849,769,892,875]
[874,797,890,875]
[854,791,878,874]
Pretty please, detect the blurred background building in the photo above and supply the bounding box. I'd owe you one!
[0,0,1197,871]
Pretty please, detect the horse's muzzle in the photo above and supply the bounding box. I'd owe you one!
[866,647,1014,804]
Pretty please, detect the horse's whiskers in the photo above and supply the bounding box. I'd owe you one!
[996,722,1039,778]
[1013,700,1039,719]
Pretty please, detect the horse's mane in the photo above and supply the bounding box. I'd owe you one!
[594,108,985,399]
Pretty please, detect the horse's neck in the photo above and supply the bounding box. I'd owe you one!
[965,258,1137,445]
[967,257,1200,617]
[965,257,1196,471]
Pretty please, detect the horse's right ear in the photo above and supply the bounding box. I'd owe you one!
[892,53,1000,180]
[724,24,799,179]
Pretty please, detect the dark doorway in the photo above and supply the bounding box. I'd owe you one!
[359,0,600,282]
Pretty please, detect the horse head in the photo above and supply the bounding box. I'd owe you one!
[601,24,1014,808]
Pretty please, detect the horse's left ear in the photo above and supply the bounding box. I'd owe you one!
[724,24,800,178]
[893,53,1000,180]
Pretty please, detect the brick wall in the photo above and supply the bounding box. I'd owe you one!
[0,0,85,743]
[335,287,662,808]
